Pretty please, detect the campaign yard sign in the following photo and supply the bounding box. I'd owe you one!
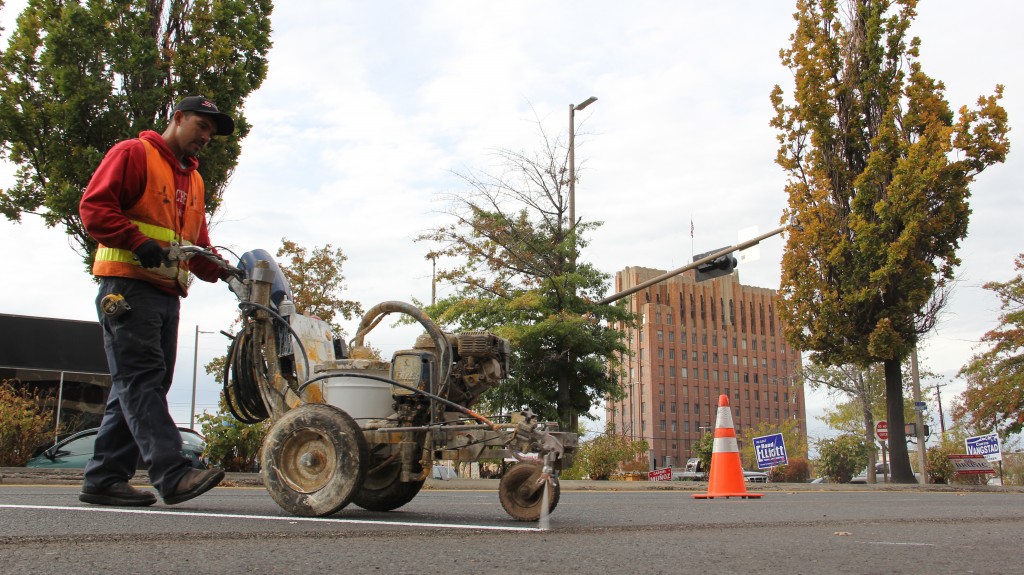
[648,467,672,481]
[753,433,788,469]
[965,433,1002,463]
[948,454,995,475]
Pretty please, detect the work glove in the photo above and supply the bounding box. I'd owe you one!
[133,240,170,268]
[226,276,248,300]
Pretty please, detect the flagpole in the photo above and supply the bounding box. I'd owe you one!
[689,214,694,259]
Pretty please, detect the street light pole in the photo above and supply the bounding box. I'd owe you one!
[568,96,597,237]
[190,325,215,429]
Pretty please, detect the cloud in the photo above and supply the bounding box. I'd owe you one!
[1,0,1022,437]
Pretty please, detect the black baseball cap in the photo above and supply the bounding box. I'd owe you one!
[172,95,235,136]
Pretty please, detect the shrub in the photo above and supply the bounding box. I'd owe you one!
[198,400,269,472]
[0,379,56,466]
[769,456,811,482]
[567,425,649,480]
[816,434,869,483]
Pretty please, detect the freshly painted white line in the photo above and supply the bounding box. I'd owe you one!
[0,504,544,532]
[855,541,936,547]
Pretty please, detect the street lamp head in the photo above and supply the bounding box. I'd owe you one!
[574,96,598,111]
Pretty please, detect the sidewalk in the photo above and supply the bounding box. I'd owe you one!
[2,467,1017,493]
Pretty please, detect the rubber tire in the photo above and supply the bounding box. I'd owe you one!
[498,463,560,521]
[352,459,425,512]
[261,403,368,517]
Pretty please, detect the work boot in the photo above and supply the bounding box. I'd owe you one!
[164,468,225,505]
[80,482,157,507]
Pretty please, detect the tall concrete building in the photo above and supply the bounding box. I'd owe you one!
[606,266,805,468]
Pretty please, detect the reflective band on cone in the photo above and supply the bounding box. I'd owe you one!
[693,394,763,500]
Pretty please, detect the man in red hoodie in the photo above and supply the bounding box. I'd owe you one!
[78,96,237,506]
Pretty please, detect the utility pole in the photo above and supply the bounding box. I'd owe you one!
[911,346,927,483]
[934,382,947,434]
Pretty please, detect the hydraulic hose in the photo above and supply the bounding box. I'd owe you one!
[222,301,313,424]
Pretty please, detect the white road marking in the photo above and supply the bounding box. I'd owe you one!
[0,504,544,532]
[855,540,936,546]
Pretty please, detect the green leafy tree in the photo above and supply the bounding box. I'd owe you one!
[695,431,714,472]
[957,253,1024,435]
[0,0,273,269]
[0,379,56,466]
[804,360,922,481]
[772,0,1010,482]
[816,434,869,483]
[417,123,634,431]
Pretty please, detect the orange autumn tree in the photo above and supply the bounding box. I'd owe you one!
[772,0,1009,482]
[957,254,1024,435]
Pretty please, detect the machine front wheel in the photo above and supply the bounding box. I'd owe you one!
[498,463,560,521]
[261,403,368,517]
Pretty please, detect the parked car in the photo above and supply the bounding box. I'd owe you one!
[673,458,707,481]
[26,427,207,469]
[850,463,921,484]
[743,470,769,483]
[671,459,769,482]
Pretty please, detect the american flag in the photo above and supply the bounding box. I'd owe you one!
[690,219,694,238]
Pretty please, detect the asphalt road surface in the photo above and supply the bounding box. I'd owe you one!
[1,481,1021,574]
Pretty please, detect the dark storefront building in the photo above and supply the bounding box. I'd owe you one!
[0,313,111,434]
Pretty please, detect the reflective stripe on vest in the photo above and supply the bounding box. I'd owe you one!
[93,223,194,285]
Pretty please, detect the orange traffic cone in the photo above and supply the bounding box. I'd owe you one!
[693,394,763,500]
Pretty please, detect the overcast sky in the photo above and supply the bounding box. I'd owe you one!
[2,1,1021,447]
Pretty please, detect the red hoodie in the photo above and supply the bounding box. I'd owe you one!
[80,130,225,292]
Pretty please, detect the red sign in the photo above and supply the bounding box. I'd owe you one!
[648,467,672,481]
[875,420,889,441]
